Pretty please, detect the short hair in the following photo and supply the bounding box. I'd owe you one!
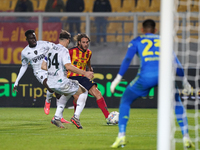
[74,33,90,46]
[142,19,156,29]
[25,30,35,37]
[59,30,71,40]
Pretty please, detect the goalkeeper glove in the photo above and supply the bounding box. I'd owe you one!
[182,77,191,95]
[110,74,122,93]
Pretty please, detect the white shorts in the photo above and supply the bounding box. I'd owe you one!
[34,70,47,84]
[50,78,79,96]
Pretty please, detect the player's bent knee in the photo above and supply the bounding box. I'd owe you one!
[89,86,102,99]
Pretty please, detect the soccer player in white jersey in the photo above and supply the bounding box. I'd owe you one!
[12,30,70,124]
[41,30,94,128]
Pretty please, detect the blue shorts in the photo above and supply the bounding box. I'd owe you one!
[128,75,158,97]
[120,75,158,105]
[68,76,97,91]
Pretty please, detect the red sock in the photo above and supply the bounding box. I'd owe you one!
[96,97,109,118]
[73,99,77,113]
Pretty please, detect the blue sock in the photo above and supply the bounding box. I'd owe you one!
[175,93,188,135]
[118,103,130,133]
[118,87,138,133]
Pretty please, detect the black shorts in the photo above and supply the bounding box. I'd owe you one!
[68,76,97,91]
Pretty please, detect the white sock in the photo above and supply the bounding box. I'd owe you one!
[183,134,189,139]
[54,95,71,119]
[74,91,88,119]
[46,90,53,103]
[118,132,125,138]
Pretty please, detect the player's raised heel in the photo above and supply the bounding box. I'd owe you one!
[111,136,126,148]
[51,118,65,128]
[71,116,83,129]
[183,137,195,148]
[44,101,50,115]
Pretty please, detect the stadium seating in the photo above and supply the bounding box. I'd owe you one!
[177,0,187,12]
[0,0,10,12]
[63,0,68,5]
[146,0,160,12]
[7,0,18,12]
[137,22,143,34]
[120,0,135,12]
[37,0,48,12]
[116,34,132,43]
[134,0,150,12]
[190,0,199,12]
[84,0,95,12]
[191,22,198,39]
[0,0,162,44]
[124,21,133,33]
[30,0,39,12]
[110,0,121,12]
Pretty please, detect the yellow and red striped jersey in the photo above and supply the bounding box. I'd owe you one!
[67,46,92,77]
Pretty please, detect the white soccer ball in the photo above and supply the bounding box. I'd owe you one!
[107,111,119,125]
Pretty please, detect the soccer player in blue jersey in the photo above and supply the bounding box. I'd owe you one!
[110,19,194,148]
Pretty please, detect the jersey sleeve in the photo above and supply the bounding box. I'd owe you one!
[118,40,137,76]
[62,49,71,65]
[21,51,29,66]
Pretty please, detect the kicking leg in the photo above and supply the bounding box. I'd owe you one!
[89,85,110,119]
[51,95,71,128]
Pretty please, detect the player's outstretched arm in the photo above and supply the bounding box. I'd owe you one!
[41,60,47,71]
[65,63,94,79]
[13,64,28,93]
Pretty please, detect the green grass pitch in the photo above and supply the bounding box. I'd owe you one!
[0,108,197,150]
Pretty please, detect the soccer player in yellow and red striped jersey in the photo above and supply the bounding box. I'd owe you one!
[68,33,110,124]
[67,43,92,77]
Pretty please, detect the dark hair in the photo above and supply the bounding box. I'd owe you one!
[142,19,156,29]
[59,30,71,40]
[74,33,90,46]
[25,30,35,37]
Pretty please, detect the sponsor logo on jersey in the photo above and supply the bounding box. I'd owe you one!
[73,61,87,68]
[48,72,58,76]
[32,54,46,63]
